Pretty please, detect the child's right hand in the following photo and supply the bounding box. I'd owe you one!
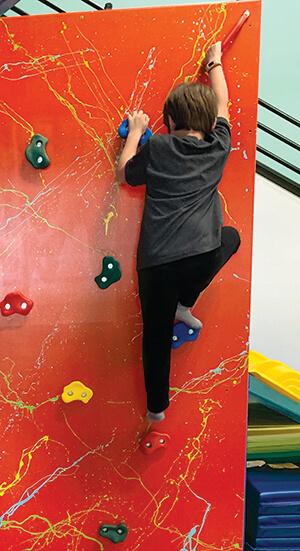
[128,110,150,136]
[204,41,222,69]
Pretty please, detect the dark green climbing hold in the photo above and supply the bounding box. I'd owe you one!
[99,523,128,543]
[25,134,50,169]
[94,256,121,290]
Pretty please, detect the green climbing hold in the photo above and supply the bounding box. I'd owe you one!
[25,134,50,169]
[94,256,121,290]
[99,523,128,543]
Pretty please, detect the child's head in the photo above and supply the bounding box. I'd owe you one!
[163,82,217,134]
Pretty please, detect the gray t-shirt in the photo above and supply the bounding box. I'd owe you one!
[125,117,231,270]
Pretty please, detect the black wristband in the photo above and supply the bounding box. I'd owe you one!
[206,62,222,74]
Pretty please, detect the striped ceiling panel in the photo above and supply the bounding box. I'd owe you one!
[1,0,113,16]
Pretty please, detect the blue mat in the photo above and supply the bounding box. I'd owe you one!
[247,469,300,512]
[245,542,300,551]
[246,470,300,547]
[248,501,300,515]
[246,515,300,541]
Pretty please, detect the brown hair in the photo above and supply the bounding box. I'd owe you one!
[163,82,217,134]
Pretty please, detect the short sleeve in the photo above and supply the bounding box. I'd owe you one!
[125,141,150,186]
[212,117,231,151]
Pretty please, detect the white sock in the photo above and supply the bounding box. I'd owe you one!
[175,303,203,329]
[147,410,165,423]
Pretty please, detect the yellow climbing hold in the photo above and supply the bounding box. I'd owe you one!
[249,351,300,403]
[61,381,93,404]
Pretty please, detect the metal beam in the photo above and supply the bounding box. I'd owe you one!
[37,0,65,13]
[257,146,300,176]
[11,5,28,15]
[258,122,300,152]
[0,0,21,16]
[256,162,300,198]
[81,0,113,9]
[259,99,300,128]
[81,0,103,9]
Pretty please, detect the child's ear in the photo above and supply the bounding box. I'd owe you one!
[168,116,176,131]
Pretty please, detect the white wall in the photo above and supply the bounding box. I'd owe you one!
[250,174,300,371]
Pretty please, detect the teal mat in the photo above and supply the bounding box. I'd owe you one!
[249,375,300,423]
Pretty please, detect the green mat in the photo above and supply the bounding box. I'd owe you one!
[247,404,300,462]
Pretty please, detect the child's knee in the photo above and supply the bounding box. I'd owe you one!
[223,226,241,253]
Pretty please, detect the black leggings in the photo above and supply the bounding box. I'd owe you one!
[138,226,241,413]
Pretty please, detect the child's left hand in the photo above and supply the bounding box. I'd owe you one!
[128,110,150,136]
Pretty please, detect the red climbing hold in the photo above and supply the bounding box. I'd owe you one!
[140,431,170,456]
[0,292,33,317]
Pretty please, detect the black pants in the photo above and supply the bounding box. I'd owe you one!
[138,226,241,413]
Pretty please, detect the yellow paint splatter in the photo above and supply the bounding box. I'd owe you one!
[1,505,106,550]
[0,100,34,136]
[0,436,48,497]
[103,204,118,236]
[219,190,237,224]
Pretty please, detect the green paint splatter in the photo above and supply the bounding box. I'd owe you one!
[11,395,60,414]
[212,367,222,374]
[0,369,59,414]
[1,392,59,414]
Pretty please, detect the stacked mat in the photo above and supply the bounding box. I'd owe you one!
[245,469,300,551]
[248,402,300,463]
[246,352,300,550]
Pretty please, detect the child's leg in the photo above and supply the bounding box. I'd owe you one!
[178,226,241,308]
[138,263,179,416]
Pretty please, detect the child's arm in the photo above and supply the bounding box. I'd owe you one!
[116,110,149,182]
[204,42,229,121]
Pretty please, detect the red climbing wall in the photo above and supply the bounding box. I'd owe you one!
[0,2,261,549]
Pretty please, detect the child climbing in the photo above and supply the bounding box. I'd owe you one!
[117,41,240,423]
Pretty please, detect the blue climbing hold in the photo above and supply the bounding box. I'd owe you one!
[118,119,152,146]
[171,322,201,349]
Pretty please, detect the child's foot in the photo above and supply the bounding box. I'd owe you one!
[146,410,165,423]
[175,303,203,329]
